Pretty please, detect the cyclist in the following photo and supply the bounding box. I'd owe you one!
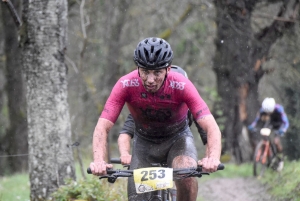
[90,37,222,201]
[118,65,208,165]
[248,97,289,171]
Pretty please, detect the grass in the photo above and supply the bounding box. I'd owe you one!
[0,157,92,201]
[1,160,300,201]
[260,160,300,201]
[0,173,29,201]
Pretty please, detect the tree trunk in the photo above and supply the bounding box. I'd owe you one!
[213,0,299,163]
[21,0,76,200]
[1,0,28,173]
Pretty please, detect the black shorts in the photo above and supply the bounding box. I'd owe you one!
[127,127,198,200]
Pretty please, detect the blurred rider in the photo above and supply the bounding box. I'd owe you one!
[248,97,289,171]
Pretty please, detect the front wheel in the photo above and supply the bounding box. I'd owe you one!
[253,140,272,177]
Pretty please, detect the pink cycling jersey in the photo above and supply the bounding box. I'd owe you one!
[100,70,211,140]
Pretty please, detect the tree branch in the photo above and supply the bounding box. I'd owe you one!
[253,0,299,60]
[2,0,22,27]
[159,3,193,40]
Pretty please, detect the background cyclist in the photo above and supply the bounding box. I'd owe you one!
[118,65,208,165]
[90,37,222,201]
[248,97,289,171]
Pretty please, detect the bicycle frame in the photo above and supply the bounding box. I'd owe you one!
[253,127,278,177]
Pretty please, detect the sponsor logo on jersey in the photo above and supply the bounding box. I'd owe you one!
[120,79,139,88]
[169,81,186,90]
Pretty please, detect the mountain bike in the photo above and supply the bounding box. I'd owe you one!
[87,158,225,201]
[253,127,279,177]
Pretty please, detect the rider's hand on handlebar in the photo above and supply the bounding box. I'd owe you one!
[198,157,221,173]
[248,125,257,133]
[89,161,113,176]
[120,154,132,165]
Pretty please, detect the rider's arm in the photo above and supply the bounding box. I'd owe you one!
[118,134,132,164]
[196,114,221,161]
[118,114,135,164]
[90,118,114,174]
[277,105,289,133]
[90,75,129,174]
[181,78,221,172]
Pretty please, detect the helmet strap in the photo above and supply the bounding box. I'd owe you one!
[137,67,141,77]
[164,68,168,80]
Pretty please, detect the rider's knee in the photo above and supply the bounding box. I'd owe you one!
[172,155,197,168]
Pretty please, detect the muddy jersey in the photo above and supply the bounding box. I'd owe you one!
[100,70,211,142]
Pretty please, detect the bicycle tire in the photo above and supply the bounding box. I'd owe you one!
[253,140,272,177]
[269,142,279,171]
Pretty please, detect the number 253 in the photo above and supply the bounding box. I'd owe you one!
[141,169,165,181]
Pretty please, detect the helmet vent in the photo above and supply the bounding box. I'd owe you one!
[167,52,172,58]
[155,49,162,61]
[144,48,150,61]
[161,52,167,61]
[160,40,163,44]
[144,39,148,43]
[152,38,157,42]
[151,46,154,53]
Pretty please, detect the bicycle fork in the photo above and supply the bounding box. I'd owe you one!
[256,141,271,164]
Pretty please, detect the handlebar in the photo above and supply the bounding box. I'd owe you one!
[109,158,225,170]
[87,159,225,180]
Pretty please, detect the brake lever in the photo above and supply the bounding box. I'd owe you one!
[100,175,117,183]
[196,172,209,178]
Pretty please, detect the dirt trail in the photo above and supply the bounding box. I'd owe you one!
[198,177,273,201]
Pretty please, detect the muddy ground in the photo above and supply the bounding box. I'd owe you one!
[198,177,273,201]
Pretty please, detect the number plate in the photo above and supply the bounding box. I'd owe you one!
[133,167,173,194]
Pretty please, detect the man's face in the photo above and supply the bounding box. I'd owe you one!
[138,67,170,93]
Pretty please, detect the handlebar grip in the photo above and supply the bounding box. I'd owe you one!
[217,163,225,170]
[110,158,121,164]
[87,167,92,174]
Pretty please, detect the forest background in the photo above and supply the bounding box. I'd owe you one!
[0,0,299,199]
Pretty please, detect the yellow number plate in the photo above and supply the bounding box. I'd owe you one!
[133,167,173,194]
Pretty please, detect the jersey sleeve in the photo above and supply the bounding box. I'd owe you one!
[277,105,289,132]
[100,78,128,123]
[182,79,211,120]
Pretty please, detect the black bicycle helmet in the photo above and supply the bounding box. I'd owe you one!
[133,37,173,69]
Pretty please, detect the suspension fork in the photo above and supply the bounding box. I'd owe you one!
[262,141,270,164]
[256,140,270,164]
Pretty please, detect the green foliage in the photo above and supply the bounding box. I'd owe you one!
[51,177,127,201]
[261,160,300,200]
[284,86,300,160]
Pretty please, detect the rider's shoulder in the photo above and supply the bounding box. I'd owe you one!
[167,71,189,82]
[275,104,285,112]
